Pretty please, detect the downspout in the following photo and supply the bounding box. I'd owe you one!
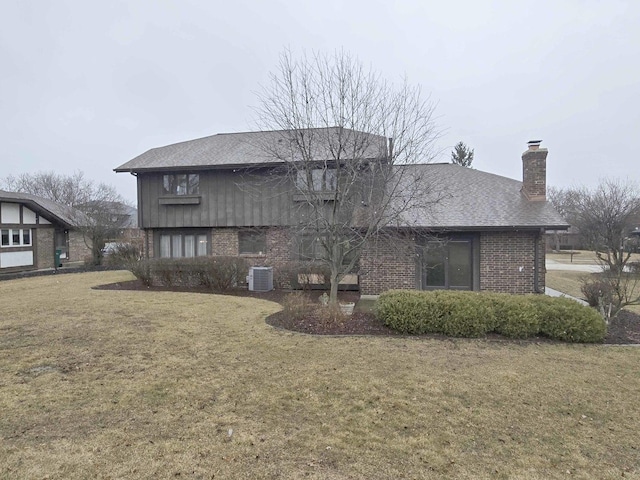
[533,229,541,293]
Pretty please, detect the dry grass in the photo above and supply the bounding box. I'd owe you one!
[547,250,640,265]
[546,270,640,315]
[1,271,639,479]
[545,270,591,299]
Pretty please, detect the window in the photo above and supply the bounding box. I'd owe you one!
[296,168,337,191]
[1,229,32,247]
[159,232,208,258]
[299,235,325,261]
[163,174,200,195]
[421,239,472,290]
[298,234,356,266]
[239,230,266,255]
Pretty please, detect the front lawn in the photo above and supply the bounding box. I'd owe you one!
[1,271,639,479]
[546,270,640,315]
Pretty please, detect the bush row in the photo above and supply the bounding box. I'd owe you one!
[130,257,249,291]
[376,290,606,343]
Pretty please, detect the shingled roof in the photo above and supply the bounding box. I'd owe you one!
[0,190,87,228]
[395,164,568,229]
[115,128,387,172]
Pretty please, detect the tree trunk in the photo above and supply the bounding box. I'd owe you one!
[329,268,340,305]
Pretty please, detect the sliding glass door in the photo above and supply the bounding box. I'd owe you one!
[422,239,473,290]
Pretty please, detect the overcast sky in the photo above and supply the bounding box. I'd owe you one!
[1,0,638,203]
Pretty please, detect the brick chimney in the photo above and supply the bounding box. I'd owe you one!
[521,140,547,201]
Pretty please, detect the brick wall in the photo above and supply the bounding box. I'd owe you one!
[208,227,292,267]
[522,147,547,201]
[68,230,91,263]
[211,229,239,256]
[480,230,544,294]
[211,227,293,285]
[359,233,416,295]
[36,227,54,269]
[143,229,154,258]
[141,227,546,295]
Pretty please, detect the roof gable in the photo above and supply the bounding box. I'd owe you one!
[0,190,88,228]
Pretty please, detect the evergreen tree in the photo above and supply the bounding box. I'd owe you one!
[451,141,474,167]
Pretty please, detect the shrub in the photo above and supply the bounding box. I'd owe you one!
[376,290,606,343]
[127,256,249,291]
[195,256,249,291]
[282,291,312,321]
[316,304,347,329]
[376,290,447,334]
[129,258,153,286]
[437,291,496,337]
[535,295,606,343]
[104,243,142,268]
[492,295,541,339]
[580,278,614,308]
[273,262,297,290]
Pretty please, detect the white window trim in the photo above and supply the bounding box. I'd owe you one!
[1,228,32,248]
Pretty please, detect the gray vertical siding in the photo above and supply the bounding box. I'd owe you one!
[139,169,293,228]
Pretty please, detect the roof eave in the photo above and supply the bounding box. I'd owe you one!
[392,224,570,232]
[114,156,383,173]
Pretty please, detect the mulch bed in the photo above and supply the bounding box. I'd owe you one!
[94,280,640,345]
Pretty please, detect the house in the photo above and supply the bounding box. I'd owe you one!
[0,191,92,273]
[115,130,568,295]
[80,200,142,247]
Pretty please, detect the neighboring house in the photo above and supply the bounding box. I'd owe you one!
[81,200,142,246]
[545,225,583,251]
[115,130,568,295]
[0,191,92,273]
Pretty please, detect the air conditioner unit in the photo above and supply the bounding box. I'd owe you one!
[247,266,273,292]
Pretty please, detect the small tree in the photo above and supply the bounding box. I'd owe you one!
[571,179,640,321]
[450,141,474,168]
[254,49,442,305]
[1,171,129,265]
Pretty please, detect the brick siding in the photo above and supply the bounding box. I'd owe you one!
[359,230,545,295]
[480,230,545,294]
[68,230,91,263]
[35,227,54,269]
[144,227,546,295]
[359,234,416,295]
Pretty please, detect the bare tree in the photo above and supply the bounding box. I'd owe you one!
[570,179,640,321]
[450,141,474,167]
[1,171,128,265]
[254,49,442,304]
[3,171,96,207]
[572,179,640,275]
[547,186,581,250]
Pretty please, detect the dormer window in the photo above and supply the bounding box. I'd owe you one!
[163,174,199,195]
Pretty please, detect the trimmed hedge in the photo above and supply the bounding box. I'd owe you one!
[535,295,607,343]
[129,256,249,291]
[376,290,606,343]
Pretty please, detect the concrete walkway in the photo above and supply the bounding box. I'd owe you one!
[544,286,588,306]
[545,259,602,273]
